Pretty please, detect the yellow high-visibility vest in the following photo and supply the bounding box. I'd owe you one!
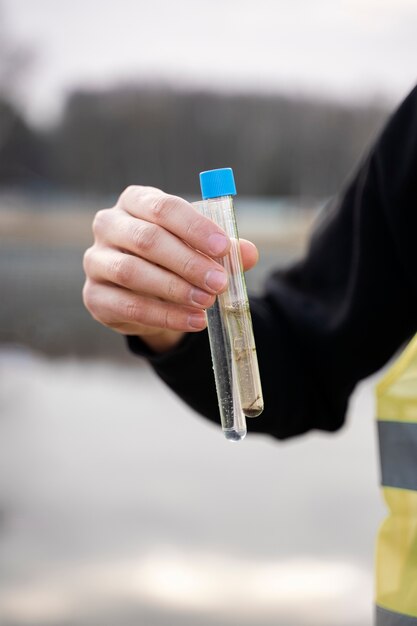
[376,335,417,625]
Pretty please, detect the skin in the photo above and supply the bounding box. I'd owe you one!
[83,186,259,353]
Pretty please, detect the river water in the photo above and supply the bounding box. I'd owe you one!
[0,348,385,626]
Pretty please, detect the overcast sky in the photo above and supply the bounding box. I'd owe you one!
[2,0,417,125]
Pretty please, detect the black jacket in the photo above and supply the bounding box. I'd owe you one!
[128,85,417,440]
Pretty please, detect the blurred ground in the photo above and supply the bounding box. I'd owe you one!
[0,350,384,626]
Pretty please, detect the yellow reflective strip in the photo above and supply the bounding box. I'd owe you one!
[377,336,417,423]
[376,486,417,617]
[378,398,417,423]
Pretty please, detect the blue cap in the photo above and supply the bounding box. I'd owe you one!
[199,168,237,200]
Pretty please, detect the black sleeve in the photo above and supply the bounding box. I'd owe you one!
[128,85,417,440]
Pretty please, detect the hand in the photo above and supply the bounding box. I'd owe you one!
[83,186,259,353]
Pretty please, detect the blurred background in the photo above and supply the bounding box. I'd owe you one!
[1,1,416,624]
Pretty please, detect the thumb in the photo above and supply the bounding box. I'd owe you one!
[239,239,259,272]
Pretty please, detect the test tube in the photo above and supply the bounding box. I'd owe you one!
[193,168,264,440]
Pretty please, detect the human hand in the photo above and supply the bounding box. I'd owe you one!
[83,186,259,353]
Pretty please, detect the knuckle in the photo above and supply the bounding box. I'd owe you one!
[161,307,187,331]
[154,303,187,330]
[183,215,202,240]
[124,300,141,323]
[110,255,133,286]
[162,308,171,329]
[166,277,180,300]
[119,185,147,210]
[82,280,98,317]
[120,185,138,204]
[92,208,111,238]
[184,219,195,240]
[123,297,172,330]
[131,222,159,252]
[151,194,183,223]
[154,307,170,330]
[151,194,170,221]
[82,246,94,275]
[181,254,199,277]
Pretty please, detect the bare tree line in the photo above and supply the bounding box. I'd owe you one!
[47,85,390,197]
[0,83,389,198]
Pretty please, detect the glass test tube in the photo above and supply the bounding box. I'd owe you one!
[193,168,264,441]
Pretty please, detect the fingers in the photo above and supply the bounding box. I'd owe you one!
[118,186,231,257]
[83,246,216,309]
[83,280,207,333]
[94,211,229,294]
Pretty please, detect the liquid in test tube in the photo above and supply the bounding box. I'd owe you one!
[194,168,264,441]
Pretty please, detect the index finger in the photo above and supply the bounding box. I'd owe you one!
[118,186,230,258]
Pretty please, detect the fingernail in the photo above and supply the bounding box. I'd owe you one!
[191,288,213,307]
[208,233,228,256]
[205,270,228,292]
[188,313,206,329]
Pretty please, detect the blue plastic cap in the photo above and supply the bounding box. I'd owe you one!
[199,168,237,200]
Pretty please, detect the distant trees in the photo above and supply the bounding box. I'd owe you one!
[44,85,388,198]
[0,82,389,196]
[0,99,42,185]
